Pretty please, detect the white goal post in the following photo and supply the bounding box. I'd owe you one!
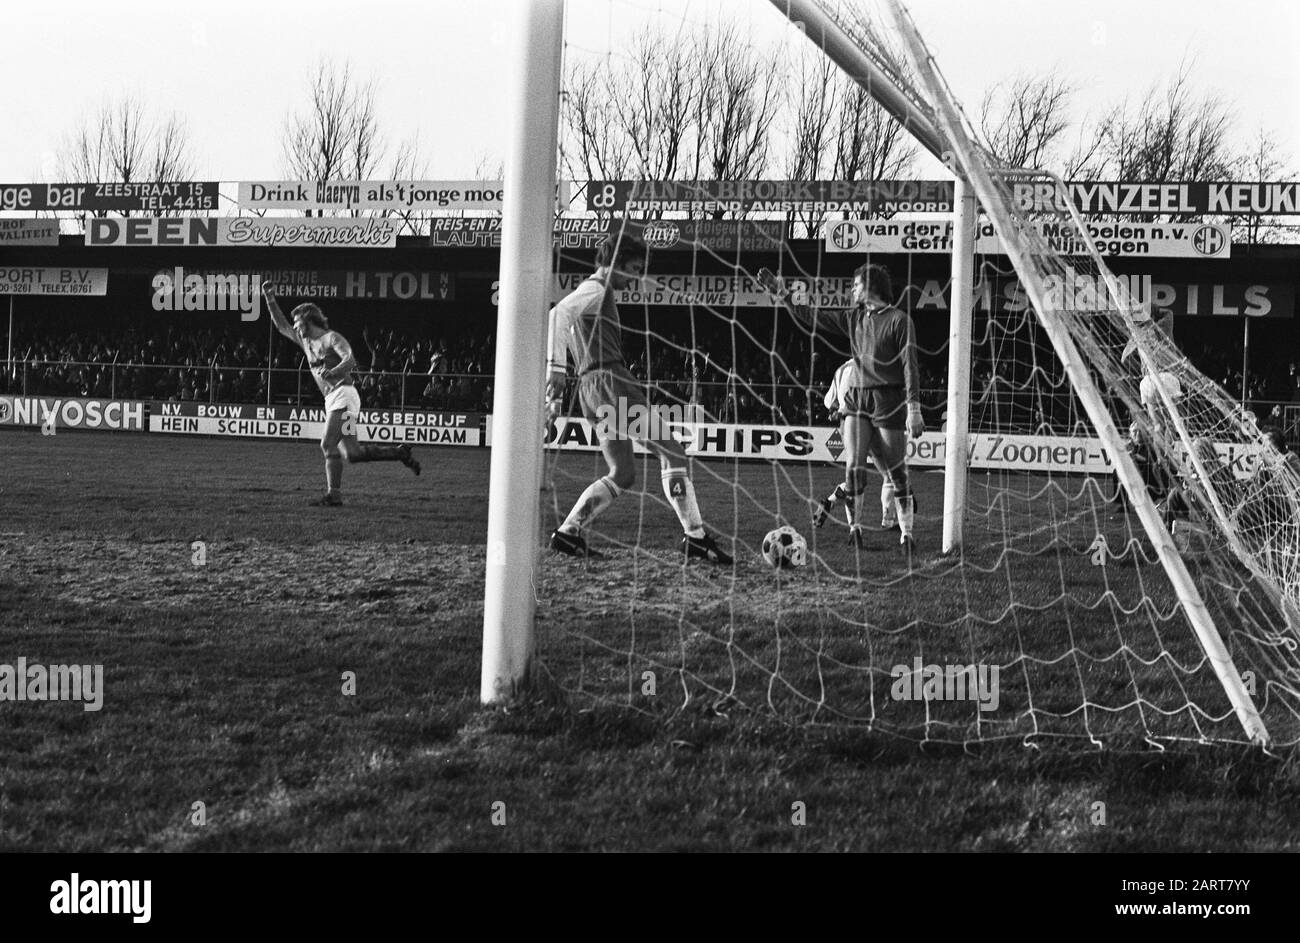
[481,0,565,704]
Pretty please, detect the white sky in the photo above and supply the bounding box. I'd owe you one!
[1,0,1296,183]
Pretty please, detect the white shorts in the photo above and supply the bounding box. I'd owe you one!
[324,384,362,435]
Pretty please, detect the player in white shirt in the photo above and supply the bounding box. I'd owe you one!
[1123,308,1182,436]
[263,284,420,506]
[1139,370,1183,433]
[544,234,731,564]
[812,359,898,531]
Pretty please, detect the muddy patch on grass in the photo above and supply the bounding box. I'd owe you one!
[0,536,486,619]
[1,534,885,627]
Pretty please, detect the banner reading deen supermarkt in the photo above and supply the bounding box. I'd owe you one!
[148,402,482,446]
[86,217,399,249]
[825,218,1231,259]
[238,180,569,213]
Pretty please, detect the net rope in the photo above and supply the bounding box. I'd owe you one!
[529,0,1300,748]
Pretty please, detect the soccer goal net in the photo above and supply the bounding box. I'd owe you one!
[499,0,1300,749]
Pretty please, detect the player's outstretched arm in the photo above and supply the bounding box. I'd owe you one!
[261,283,298,342]
[757,267,845,336]
[756,267,794,313]
[757,267,812,328]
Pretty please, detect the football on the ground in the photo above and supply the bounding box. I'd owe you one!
[761,525,808,569]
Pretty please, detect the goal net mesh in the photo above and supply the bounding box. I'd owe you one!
[530,0,1300,748]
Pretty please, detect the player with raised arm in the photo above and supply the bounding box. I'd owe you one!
[759,263,924,559]
[546,233,732,564]
[262,284,420,506]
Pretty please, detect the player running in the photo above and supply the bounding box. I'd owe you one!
[759,263,923,559]
[545,233,732,564]
[812,358,901,532]
[262,284,420,506]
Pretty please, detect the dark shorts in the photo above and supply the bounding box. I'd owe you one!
[842,386,906,430]
[577,367,653,439]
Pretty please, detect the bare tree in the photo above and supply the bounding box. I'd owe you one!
[782,51,840,235]
[1234,127,1297,246]
[561,20,781,216]
[282,59,417,183]
[784,51,839,181]
[562,59,638,183]
[691,20,779,186]
[563,25,703,189]
[282,58,424,221]
[59,96,195,221]
[822,8,919,183]
[833,80,917,182]
[346,80,383,180]
[979,73,1073,170]
[472,153,505,182]
[780,45,917,236]
[388,133,433,235]
[1083,59,1239,183]
[1061,117,1108,179]
[632,27,701,181]
[1049,57,1248,226]
[61,97,195,184]
[284,59,367,182]
[151,114,194,182]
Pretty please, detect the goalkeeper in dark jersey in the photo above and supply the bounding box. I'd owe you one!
[759,262,924,559]
[545,233,732,564]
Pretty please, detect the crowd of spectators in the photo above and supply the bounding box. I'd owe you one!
[3,315,1298,431]
[2,321,497,413]
[1183,340,1300,407]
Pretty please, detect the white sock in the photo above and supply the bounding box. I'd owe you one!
[895,493,915,538]
[661,468,704,538]
[832,482,855,526]
[560,475,622,535]
[848,482,869,528]
[881,480,897,522]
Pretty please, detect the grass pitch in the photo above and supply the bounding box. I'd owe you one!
[1,429,1298,851]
